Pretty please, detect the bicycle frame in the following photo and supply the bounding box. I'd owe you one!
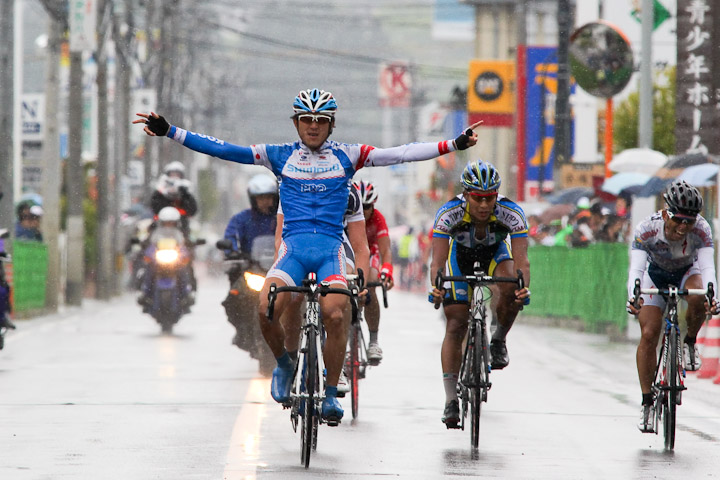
[633,280,713,450]
[344,272,389,419]
[266,275,357,467]
[435,264,523,448]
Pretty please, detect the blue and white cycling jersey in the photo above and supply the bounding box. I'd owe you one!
[167,126,454,241]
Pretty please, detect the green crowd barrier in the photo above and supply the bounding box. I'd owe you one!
[525,243,629,332]
[12,240,48,312]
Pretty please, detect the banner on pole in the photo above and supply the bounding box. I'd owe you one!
[69,0,97,52]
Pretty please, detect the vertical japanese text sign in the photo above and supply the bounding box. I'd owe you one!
[675,0,718,154]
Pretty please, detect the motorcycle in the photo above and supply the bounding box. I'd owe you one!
[216,235,275,376]
[0,228,14,350]
[135,227,205,334]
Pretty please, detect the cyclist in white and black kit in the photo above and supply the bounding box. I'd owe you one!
[627,180,720,433]
[135,88,481,424]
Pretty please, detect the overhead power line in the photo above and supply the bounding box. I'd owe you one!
[200,18,468,78]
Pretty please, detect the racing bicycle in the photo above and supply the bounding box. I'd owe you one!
[632,278,714,450]
[266,274,358,468]
[345,271,388,419]
[435,264,524,449]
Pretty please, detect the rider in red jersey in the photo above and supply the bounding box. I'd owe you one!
[355,181,394,365]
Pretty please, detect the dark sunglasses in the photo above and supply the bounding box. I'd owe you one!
[666,210,697,225]
[298,114,332,125]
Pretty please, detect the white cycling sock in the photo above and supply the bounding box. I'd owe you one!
[443,373,458,403]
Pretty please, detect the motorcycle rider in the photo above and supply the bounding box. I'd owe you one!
[222,174,279,347]
[137,206,194,311]
[149,161,198,291]
[150,161,198,238]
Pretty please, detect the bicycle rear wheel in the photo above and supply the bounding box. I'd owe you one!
[301,327,318,468]
[663,327,678,450]
[349,325,361,419]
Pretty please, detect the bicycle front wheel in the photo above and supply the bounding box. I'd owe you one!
[470,320,489,449]
[301,327,318,468]
[349,325,361,419]
[663,327,678,450]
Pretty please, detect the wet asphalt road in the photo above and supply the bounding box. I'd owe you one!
[2,272,720,479]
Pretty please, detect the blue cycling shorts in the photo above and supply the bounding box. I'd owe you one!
[438,238,513,304]
[267,232,347,287]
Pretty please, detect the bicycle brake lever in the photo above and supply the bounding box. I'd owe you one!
[516,269,524,290]
[266,284,277,320]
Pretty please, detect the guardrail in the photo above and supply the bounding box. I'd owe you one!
[525,243,628,333]
[12,240,48,313]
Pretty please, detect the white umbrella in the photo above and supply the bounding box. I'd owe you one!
[601,172,652,195]
[675,163,720,188]
[608,148,668,175]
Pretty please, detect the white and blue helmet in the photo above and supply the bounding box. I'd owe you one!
[293,89,338,116]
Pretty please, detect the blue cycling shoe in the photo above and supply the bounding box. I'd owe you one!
[270,366,293,404]
[321,395,344,426]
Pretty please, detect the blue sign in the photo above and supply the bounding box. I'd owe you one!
[524,47,575,189]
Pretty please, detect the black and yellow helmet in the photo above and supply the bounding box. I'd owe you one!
[461,160,501,192]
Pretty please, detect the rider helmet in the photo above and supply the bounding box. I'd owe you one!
[247,174,279,214]
[461,159,501,192]
[663,180,703,216]
[354,180,378,206]
[163,161,186,178]
[292,89,338,117]
[158,206,181,224]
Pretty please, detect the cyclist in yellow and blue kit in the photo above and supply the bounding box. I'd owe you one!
[135,88,481,424]
[429,160,530,428]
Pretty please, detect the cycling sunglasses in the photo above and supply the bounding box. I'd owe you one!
[466,190,498,198]
[666,209,697,225]
[297,114,332,125]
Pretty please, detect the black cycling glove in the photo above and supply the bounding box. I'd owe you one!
[146,114,170,136]
[454,128,474,151]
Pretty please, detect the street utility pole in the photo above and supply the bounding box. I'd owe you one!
[638,0,653,149]
[66,48,85,306]
[95,0,113,300]
[42,14,64,311]
[112,0,133,295]
[0,1,15,235]
[555,0,573,175]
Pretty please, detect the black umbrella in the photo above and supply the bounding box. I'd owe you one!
[542,186,595,205]
[664,152,720,169]
[636,176,673,197]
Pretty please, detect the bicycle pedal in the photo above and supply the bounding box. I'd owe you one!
[444,422,461,430]
[324,417,341,427]
[336,391,345,398]
[368,359,381,366]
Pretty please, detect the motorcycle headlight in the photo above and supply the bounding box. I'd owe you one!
[155,248,179,264]
[244,272,265,292]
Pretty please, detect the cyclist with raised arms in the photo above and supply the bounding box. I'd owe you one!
[274,183,370,395]
[354,180,394,365]
[429,160,530,428]
[135,88,480,424]
[626,180,720,433]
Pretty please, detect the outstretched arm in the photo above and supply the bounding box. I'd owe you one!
[361,121,482,168]
[133,112,256,165]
